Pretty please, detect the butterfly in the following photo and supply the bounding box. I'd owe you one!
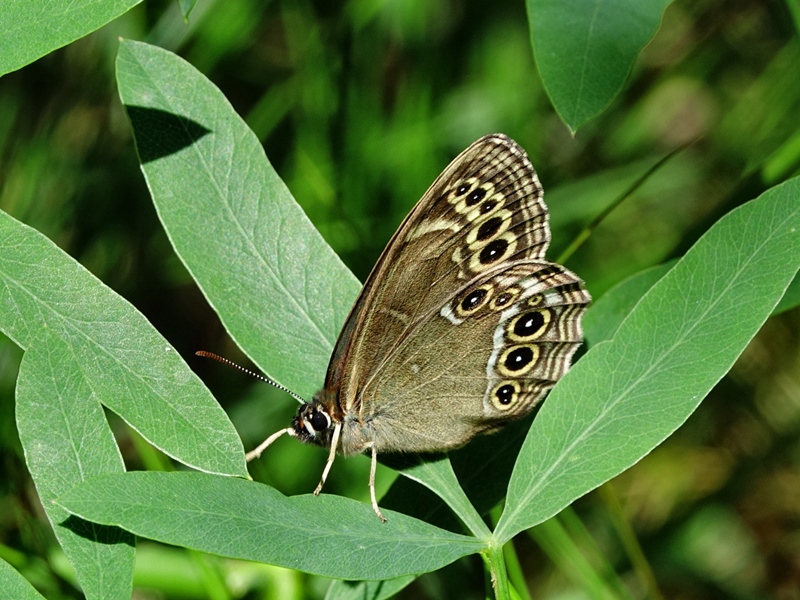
[246,134,590,521]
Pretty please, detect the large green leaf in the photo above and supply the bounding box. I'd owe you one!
[391,456,489,538]
[115,39,359,401]
[1,205,249,594]
[0,210,246,476]
[496,176,800,542]
[527,0,672,132]
[16,329,134,600]
[0,0,141,77]
[585,260,800,349]
[57,471,484,580]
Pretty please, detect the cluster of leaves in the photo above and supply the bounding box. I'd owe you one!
[1,1,800,599]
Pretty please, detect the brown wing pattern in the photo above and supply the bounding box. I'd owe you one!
[319,134,588,455]
[358,260,590,453]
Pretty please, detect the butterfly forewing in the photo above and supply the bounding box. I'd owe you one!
[325,135,556,415]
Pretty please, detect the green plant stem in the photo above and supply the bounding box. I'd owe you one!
[599,483,663,600]
[489,505,532,600]
[556,143,691,265]
[490,504,528,599]
[485,540,511,600]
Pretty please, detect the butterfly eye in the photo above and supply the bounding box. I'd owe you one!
[479,198,498,214]
[526,294,543,307]
[309,410,331,433]
[448,180,496,215]
[462,289,487,310]
[479,238,509,264]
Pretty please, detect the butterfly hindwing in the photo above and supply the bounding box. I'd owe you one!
[355,260,590,453]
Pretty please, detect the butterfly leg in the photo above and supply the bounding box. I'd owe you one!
[314,422,341,495]
[368,443,387,522]
[245,427,293,462]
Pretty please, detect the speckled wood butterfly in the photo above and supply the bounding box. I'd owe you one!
[247,134,590,520]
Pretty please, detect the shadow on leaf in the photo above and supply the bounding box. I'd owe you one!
[59,514,135,547]
[124,105,211,163]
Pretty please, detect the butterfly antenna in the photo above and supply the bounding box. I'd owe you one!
[195,351,306,403]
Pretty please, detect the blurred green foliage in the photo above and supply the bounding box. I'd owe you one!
[1,0,800,598]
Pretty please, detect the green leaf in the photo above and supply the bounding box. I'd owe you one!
[496,176,800,542]
[527,0,672,132]
[325,576,415,600]
[583,261,675,345]
[585,259,800,349]
[0,209,245,477]
[0,557,47,600]
[115,39,359,401]
[16,329,134,600]
[57,472,484,580]
[0,0,141,77]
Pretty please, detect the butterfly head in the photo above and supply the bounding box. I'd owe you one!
[291,401,333,446]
